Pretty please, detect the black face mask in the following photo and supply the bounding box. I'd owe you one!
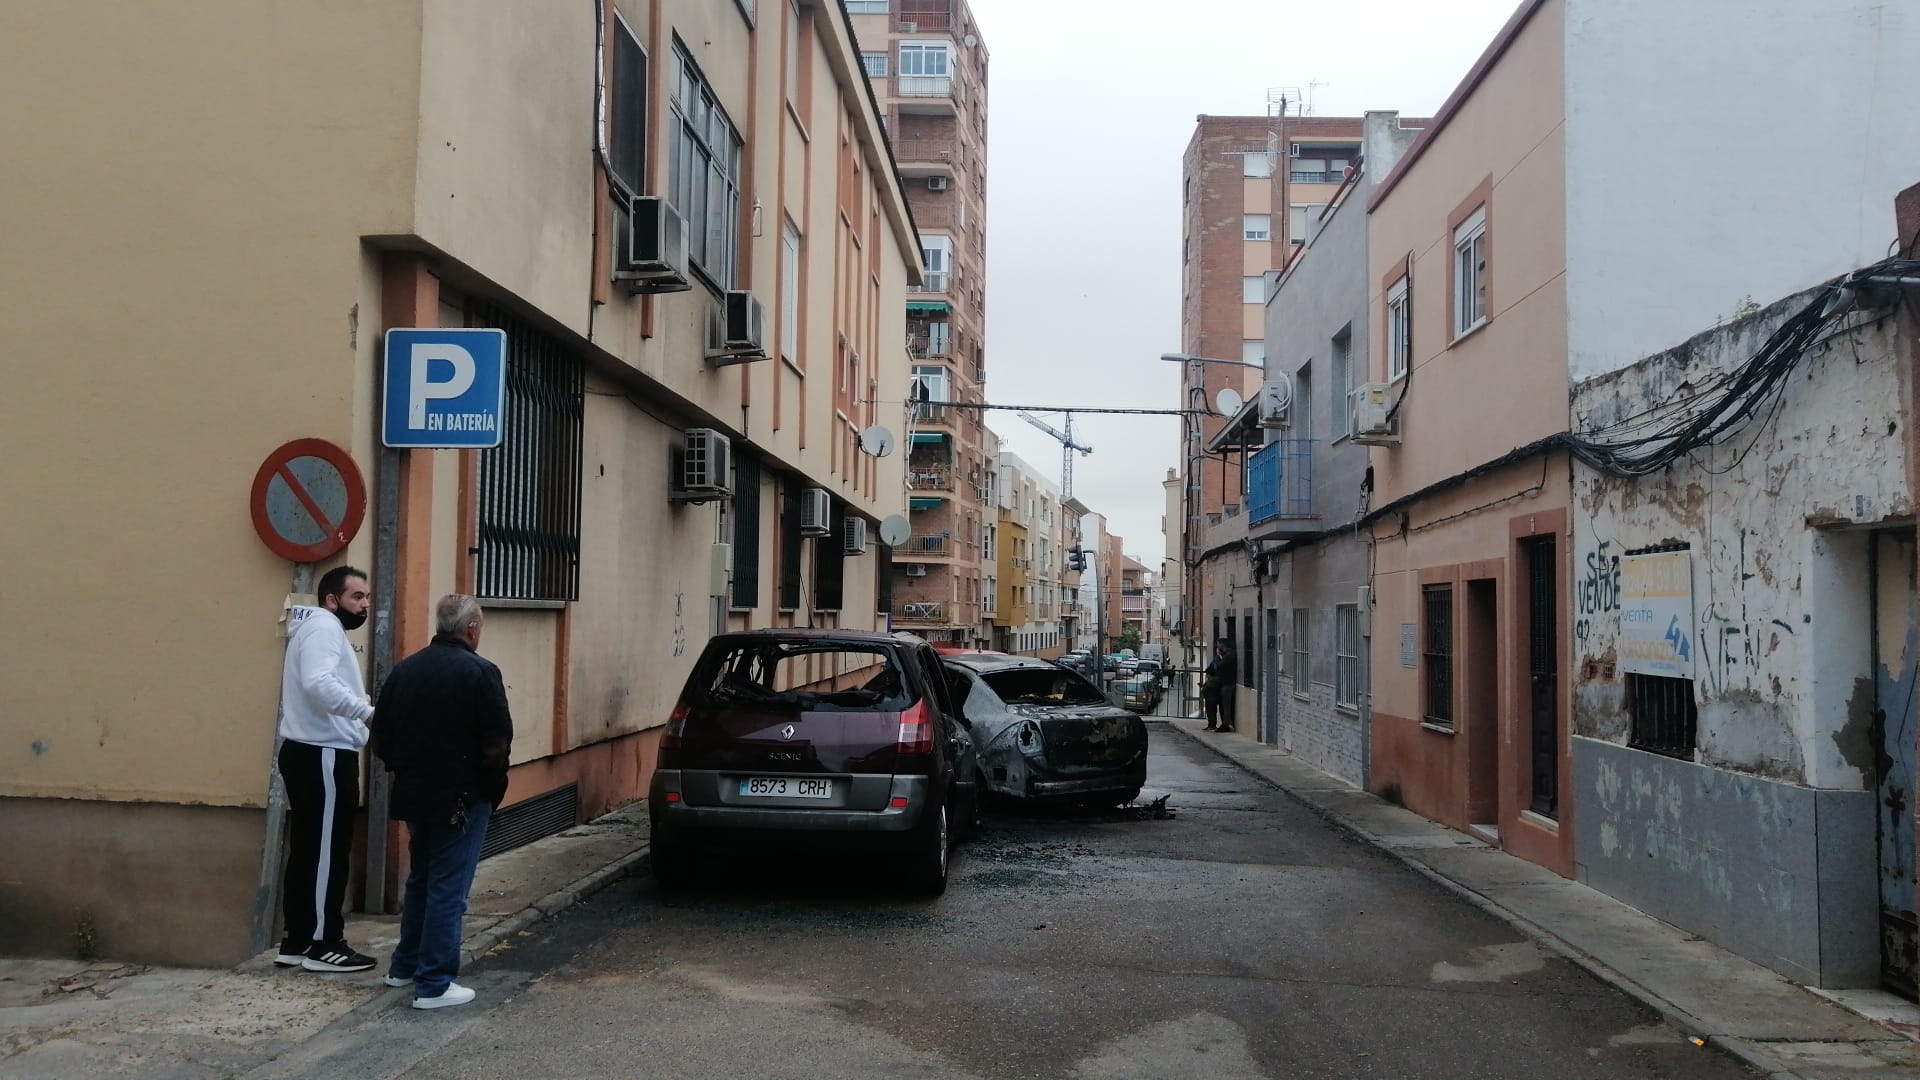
[333,607,368,633]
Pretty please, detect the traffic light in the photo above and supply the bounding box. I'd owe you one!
[1067,547,1087,572]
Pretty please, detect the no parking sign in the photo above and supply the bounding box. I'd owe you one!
[248,439,367,563]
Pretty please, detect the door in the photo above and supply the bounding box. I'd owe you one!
[1466,579,1500,828]
[1873,529,1917,998]
[1525,537,1559,819]
[1264,608,1281,743]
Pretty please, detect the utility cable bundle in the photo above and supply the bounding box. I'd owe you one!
[1565,257,1919,477]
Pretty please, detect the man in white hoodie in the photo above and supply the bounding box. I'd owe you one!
[274,564,378,973]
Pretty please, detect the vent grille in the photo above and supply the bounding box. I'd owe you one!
[479,783,579,862]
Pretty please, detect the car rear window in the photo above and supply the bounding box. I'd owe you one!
[695,642,911,712]
[978,667,1107,706]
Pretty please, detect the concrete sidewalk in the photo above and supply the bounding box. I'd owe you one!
[0,802,650,1078]
[1165,717,1920,1080]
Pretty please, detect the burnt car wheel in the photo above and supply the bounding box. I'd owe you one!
[906,803,949,896]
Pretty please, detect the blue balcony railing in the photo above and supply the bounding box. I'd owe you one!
[1247,439,1315,525]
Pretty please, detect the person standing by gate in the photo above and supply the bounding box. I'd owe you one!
[1202,638,1238,733]
[275,564,379,973]
[373,594,514,1010]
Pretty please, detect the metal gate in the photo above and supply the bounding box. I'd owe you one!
[1525,536,1559,819]
[1872,529,1917,998]
[1264,608,1281,744]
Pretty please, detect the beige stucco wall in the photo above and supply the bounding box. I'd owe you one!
[1366,0,1566,506]
[0,1,423,805]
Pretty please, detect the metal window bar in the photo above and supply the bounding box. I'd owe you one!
[1525,537,1558,817]
[731,453,761,609]
[1423,585,1454,728]
[779,481,802,610]
[472,301,584,602]
[1626,674,1697,758]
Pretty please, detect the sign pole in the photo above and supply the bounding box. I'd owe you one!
[364,446,402,913]
[249,560,313,955]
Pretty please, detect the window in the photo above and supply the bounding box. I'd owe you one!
[1243,150,1274,178]
[779,481,802,610]
[1386,277,1411,381]
[898,42,951,84]
[1423,584,1455,729]
[1242,276,1265,304]
[1330,325,1353,438]
[860,51,888,77]
[918,234,950,292]
[1291,608,1309,696]
[1627,675,1698,758]
[670,43,743,288]
[472,301,585,602]
[1288,204,1310,245]
[780,218,801,361]
[1183,175,1192,204]
[1242,214,1271,241]
[1242,340,1265,367]
[845,0,889,11]
[813,506,845,612]
[731,453,761,609]
[1453,206,1487,337]
[1289,158,1328,184]
[609,18,647,197]
[1335,604,1359,710]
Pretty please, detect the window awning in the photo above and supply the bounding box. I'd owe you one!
[906,301,951,313]
[909,432,949,443]
[909,496,945,510]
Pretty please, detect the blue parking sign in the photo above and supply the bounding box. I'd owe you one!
[382,328,508,448]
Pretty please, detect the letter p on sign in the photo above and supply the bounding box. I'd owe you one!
[407,343,477,429]
[382,328,508,449]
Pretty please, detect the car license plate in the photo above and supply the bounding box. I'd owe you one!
[738,777,834,799]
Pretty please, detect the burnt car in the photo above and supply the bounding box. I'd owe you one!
[648,630,979,895]
[940,652,1148,805]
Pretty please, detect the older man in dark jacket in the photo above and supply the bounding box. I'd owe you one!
[372,594,513,1010]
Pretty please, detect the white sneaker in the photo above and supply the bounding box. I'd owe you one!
[411,983,476,1010]
[383,974,411,988]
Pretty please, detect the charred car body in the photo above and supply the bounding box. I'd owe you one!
[940,652,1148,804]
[648,630,978,894]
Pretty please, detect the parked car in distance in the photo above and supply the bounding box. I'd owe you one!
[940,652,1148,805]
[648,630,979,895]
[1118,673,1160,713]
[1131,658,1163,686]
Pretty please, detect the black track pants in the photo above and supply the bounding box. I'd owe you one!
[278,741,359,948]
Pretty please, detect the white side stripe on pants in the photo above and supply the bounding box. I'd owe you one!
[312,747,337,942]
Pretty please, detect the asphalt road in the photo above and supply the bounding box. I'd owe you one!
[271,727,1755,1079]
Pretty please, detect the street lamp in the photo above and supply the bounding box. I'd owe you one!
[1159,352,1266,371]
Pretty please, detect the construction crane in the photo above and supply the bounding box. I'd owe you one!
[1018,412,1092,499]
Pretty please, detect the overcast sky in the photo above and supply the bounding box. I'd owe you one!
[960,0,1522,564]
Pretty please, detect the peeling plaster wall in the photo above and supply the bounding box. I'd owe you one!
[1569,287,1909,987]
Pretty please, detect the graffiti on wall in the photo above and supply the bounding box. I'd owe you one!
[1576,539,1621,646]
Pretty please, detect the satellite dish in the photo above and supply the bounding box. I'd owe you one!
[963,33,979,47]
[879,514,911,548]
[859,425,897,458]
[1215,388,1244,415]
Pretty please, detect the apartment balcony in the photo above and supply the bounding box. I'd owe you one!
[894,76,956,116]
[896,1,953,33]
[907,463,954,491]
[895,600,949,624]
[893,133,957,177]
[1247,438,1320,539]
[897,533,954,559]
[909,271,950,294]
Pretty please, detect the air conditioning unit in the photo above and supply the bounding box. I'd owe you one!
[1257,374,1294,428]
[927,175,950,191]
[707,290,768,365]
[799,488,832,537]
[843,517,869,555]
[1349,383,1401,446]
[677,428,733,498]
[904,563,929,577]
[899,20,918,32]
[618,195,691,293]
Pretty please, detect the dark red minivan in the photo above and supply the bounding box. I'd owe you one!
[648,630,979,894]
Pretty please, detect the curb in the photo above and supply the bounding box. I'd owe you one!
[1158,721,1809,1080]
[458,846,650,969]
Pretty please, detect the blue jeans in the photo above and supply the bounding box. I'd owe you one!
[389,801,492,998]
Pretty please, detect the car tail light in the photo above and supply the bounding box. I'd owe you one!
[896,700,935,755]
[665,791,682,804]
[661,699,692,750]
[890,796,909,809]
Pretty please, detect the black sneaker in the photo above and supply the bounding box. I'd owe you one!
[302,942,377,973]
[274,940,308,968]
